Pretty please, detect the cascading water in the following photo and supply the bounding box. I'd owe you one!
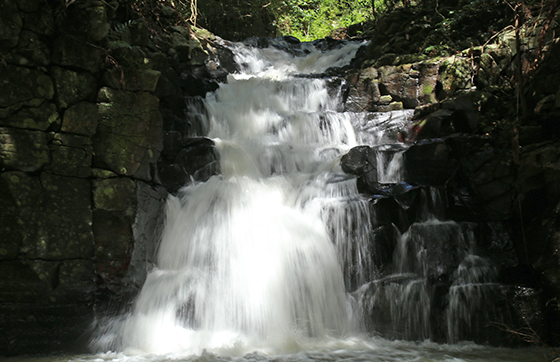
[93,39,378,355]
[87,38,549,362]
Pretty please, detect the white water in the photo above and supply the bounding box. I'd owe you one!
[93,40,372,356]
[85,39,551,362]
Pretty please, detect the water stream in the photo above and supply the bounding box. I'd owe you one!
[41,39,550,362]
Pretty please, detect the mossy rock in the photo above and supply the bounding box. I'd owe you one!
[0,1,23,48]
[0,260,53,303]
[46,133,93,178]
[50,66,97,109]
[25,172,93,260]
[61,101,99,136]
[101,67,161,92]
[438,56,473,99]
[0,171,93,261]
[93,177,137,212]
[52,260,95,303]
[0,102,59,131]
[0,66,53,109]
[0,127,50,172]
[52,34,103,73]
[94,88,162,177]
[22,6,55,36]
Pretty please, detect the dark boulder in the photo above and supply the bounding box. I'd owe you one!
[404,138,458,186]
[157,137,220,194]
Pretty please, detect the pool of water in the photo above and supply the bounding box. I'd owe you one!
[2,338,554,362]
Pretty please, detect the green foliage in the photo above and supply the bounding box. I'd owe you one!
[275,0,375,40]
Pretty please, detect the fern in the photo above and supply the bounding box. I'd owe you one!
[108,20,138,41]
[107,40,133,50]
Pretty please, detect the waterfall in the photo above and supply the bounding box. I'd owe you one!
[93,37,513,357]
[93,39,382,355]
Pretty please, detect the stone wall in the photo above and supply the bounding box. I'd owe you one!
[0,0,230,355]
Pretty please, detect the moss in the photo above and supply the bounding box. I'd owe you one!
[36,74,54,100]
[423,84,433,95]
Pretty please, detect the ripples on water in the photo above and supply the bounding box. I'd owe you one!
[4,338,552,362]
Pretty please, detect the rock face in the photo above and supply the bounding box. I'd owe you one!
[0,0,229,356]
[340,18,560,345]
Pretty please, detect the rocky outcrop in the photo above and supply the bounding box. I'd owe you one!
[341,12,560,345]
[0,0,231,356]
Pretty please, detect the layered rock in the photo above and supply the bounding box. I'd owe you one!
[0,0,230,356]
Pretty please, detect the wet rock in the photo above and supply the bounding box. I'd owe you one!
[179,73,219,97]
[340,145,378,187]
[368,183,429,233]
[345,67,381,112]
[129,182,167,288]
[371,224,400,267]
[211,42,239,75]
[404,139,458,186]
[356,274,431,340]
[157,137,220,194]
[403,221,470,280]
